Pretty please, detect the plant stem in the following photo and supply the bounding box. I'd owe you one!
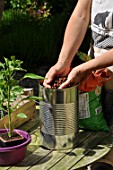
[7,83,12,137]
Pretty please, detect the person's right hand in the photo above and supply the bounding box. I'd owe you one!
[43,61,71,88]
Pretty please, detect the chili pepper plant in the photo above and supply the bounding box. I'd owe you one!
[0,56,44,138]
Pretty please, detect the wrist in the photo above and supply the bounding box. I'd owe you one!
[57,58,72,67]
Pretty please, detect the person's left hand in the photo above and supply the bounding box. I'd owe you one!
[58,65,89,89]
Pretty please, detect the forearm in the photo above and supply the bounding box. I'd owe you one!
[58,17,89,65]
[80,49,113,73]
[58,0,91,65]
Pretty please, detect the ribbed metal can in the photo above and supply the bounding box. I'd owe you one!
[39,84,79,150]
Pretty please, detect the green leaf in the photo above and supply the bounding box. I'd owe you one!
[22,96,43,101]
[17,113,27,118]
[26,96,43,101]
[11,56,15,61]
[76,51,91,62]
[23,73,45,80]
[0,62,4,69]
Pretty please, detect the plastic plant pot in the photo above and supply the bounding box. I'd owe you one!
[0,129,31,166]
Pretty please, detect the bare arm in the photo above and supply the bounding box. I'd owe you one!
[58,0,91,65]
[43,0,92,88]
[59,49,113,88]
[79,49,113,72]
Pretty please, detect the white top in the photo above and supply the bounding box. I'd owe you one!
[91,0,113,49]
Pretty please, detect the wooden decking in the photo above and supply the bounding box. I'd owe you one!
[0,110,112,170]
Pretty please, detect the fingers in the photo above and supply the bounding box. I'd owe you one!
[43,67,57,88]
[59,69,79,89]
[43,65,80,89]
[43,75,53,88]
[58,79,71,89]
[43,82,51,88]
[59,78,77,89]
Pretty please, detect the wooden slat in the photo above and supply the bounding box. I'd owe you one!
[0,167,9,170]
[9,147,52,170]
[26,132,95,170]
[1,130,111,170]
[70,133,112,169]
[0,100,36,129]
[47,131,111,170]
[0,110,112,170]
[27,131,99,170]
[7,129,93,170]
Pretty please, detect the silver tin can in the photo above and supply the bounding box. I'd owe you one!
[39,84,79,150]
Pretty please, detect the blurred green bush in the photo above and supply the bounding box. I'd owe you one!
[0,0,91,71]
[0,10,69,69]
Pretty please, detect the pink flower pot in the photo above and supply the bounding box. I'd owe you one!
[0,129,31,165]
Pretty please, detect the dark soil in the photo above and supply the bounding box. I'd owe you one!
[50,77,68,89]
[0,131,25,147]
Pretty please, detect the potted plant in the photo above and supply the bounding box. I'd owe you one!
[0,56,44,165]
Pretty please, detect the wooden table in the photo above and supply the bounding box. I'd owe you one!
[0,111,112,170]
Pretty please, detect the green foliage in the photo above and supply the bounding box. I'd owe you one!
[0,56,25,137]
[17,113,27,118]
[5,0,36,10]
[4,0,77,16]
[0,56,43,137]
[1,0,90,70]
[0,10,68,70]
[4,0,50,18]
[0,56,25,113]
[23,73,45,80]
[76,51,91,62]
[10,0,32,10]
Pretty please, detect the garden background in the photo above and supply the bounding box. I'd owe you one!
[0,0,91,75]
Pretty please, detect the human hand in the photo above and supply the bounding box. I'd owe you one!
[59,65,89,89]
[43,62,71,88]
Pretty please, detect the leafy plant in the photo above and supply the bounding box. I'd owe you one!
[76,51,91,62]
[4,0,50,18]
[0,11,67,69]
[0,56,44,137]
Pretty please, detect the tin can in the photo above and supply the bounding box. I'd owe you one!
[39,84,79,150]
